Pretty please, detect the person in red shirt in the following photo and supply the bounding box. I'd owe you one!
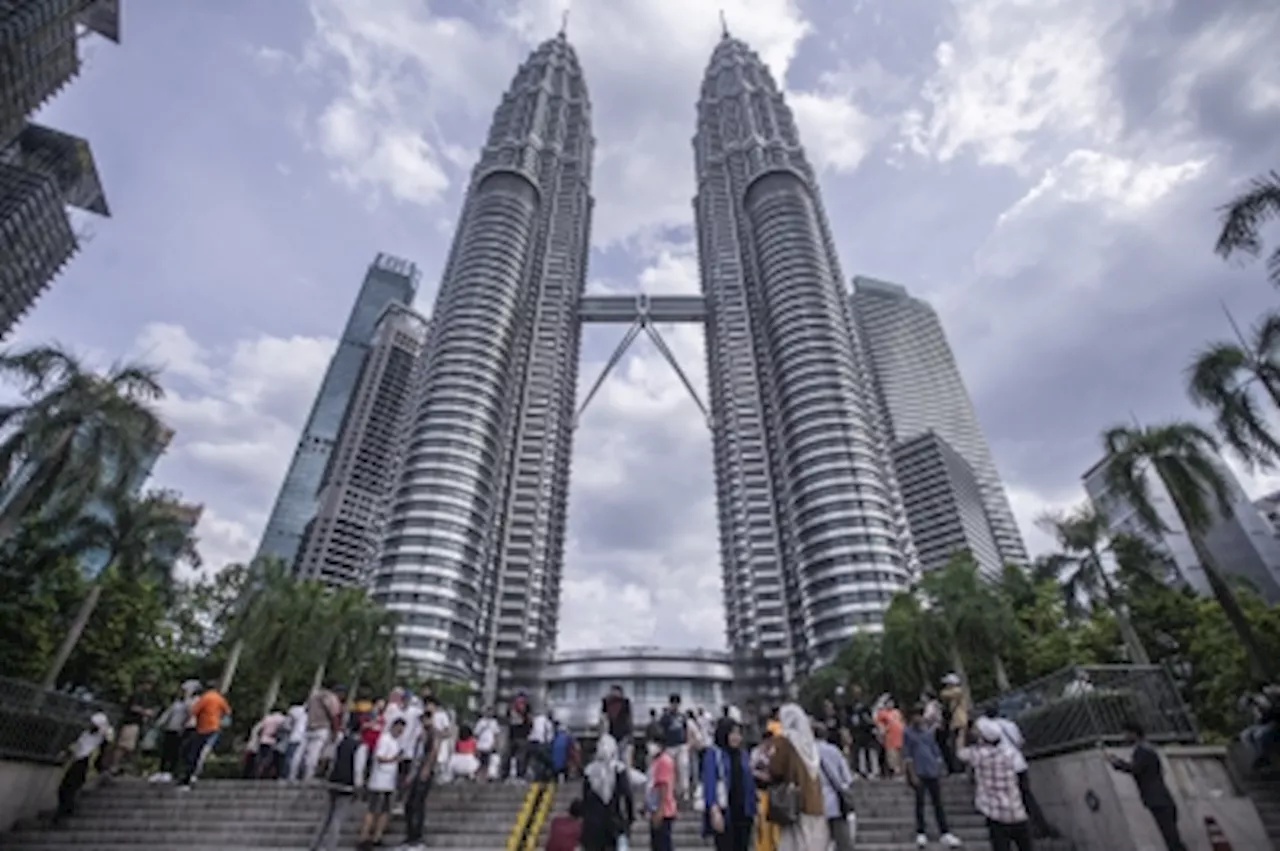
[545,799,583,851]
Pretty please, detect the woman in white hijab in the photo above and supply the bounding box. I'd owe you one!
[580,734,634,851]
[765,704,831,851]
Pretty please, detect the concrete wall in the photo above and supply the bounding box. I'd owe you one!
[1026,745,1268,850]
[0,759,62,832]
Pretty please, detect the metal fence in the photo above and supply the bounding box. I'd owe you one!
[0,676,119,764]
[985,664,1198,759]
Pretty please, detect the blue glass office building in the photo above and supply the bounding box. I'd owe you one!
[255,254,419,570]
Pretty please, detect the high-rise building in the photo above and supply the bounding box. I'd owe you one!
[373,32,593,686]
[692,35,913,668]
[295,303,429,588]
[256,254,418,570]
[851,277,1027,571]
[374,31,919,693]
[892,432,1001,574]
[0,1,118,336]
[1085,453,1280,604]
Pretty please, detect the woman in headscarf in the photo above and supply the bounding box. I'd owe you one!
[766,704,830,851]
[580,734,634,851]
[702,719,756,851]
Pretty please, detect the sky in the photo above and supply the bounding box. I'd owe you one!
[12,0,1280,652]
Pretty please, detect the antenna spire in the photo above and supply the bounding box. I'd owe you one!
[559,8,569,37]
[719,9,729,38]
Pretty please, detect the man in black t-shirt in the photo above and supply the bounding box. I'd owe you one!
[600,684,634,766]
[846,684,881,777]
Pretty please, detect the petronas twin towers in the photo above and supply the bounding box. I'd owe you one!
[371,31,916,693]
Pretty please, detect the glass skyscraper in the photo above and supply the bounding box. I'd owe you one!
[256,254,418,569]
[851,277,1028,572]
[373,30,919,694]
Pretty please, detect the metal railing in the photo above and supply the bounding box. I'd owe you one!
[985,664,1198,759]
[0,676,119,764]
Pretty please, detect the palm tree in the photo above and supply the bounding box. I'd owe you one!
[241,575,327,714]
[1187,311,1280,467]
[1216,170,1280,286]
[1101,421,1273,680]
[311,590,397,706]
[881,592,946,696]
[1035,504,1152,664]
[920,553,1018,692]
[0,346,165,545]
[217,556,288,694]
[41,488,201,688]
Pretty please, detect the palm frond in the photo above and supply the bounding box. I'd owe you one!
[1216,170,1280,261]
[0,345,82,397]
[1186,342,1250,407]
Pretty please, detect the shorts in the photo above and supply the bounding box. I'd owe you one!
[117,724,141,753]
[366,790,393,815]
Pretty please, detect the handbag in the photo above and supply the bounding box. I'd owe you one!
[765,781,801,827]
[820,759,856,817]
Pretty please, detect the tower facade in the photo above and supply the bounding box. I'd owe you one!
[295,304,429,588]
[692,35,914,667]
[256,254,418,570]
[0,0,118,336]
[371,34,593,684]
[852,277,1028,570]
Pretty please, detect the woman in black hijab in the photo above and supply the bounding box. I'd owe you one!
[701,719,757,851]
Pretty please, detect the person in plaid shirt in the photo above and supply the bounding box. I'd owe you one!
[957,718,1033,851]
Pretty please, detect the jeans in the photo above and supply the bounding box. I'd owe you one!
[303,729,329,780]
[309,790,352,851]
[283,740,303,780]
[502,737,528,780]
[178,731,217,785]
[914,776,950,835]
[404,775,432,841]
[675,746,690,798]
[986,818,1032,851]
[649,817,674,851]
[1149,805,1187,851]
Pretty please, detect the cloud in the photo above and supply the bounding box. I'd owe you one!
[132,323,335,570]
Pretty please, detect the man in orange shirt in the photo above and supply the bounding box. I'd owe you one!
[177,682,232,790]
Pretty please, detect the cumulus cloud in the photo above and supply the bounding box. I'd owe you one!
[132,323,336,572]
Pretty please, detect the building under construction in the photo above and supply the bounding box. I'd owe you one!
[0,0,120,336]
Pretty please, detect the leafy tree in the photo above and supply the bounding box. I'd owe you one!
[880,592,946,697]
[1034,504,1152,664]
[920,553,1018,694]
[0,345,164,545]
[1101,422,1273,680]
[1186,311,1280,468]
[42,488,201,688]
[1215,169,1280,287]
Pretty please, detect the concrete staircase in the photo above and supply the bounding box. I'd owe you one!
[1,775,1080,850]
[534,775,1076,851]
[0,779,529,850]
[1242,774,1280,850]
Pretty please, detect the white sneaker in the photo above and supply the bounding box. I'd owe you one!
[941,833,962,847]
[917,834,928,848]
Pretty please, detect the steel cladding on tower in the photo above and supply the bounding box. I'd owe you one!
[693,36,914,668]
[371,34,593,684]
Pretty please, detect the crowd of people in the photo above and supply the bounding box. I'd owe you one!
[51,672,1201,851]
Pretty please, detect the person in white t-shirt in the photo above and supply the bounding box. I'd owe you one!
[357,718,404,850]
[55,712,112,825]
[399,696,424,788]
[432,704,455,782]
[473,707,501,782]
[284,701,308,781]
